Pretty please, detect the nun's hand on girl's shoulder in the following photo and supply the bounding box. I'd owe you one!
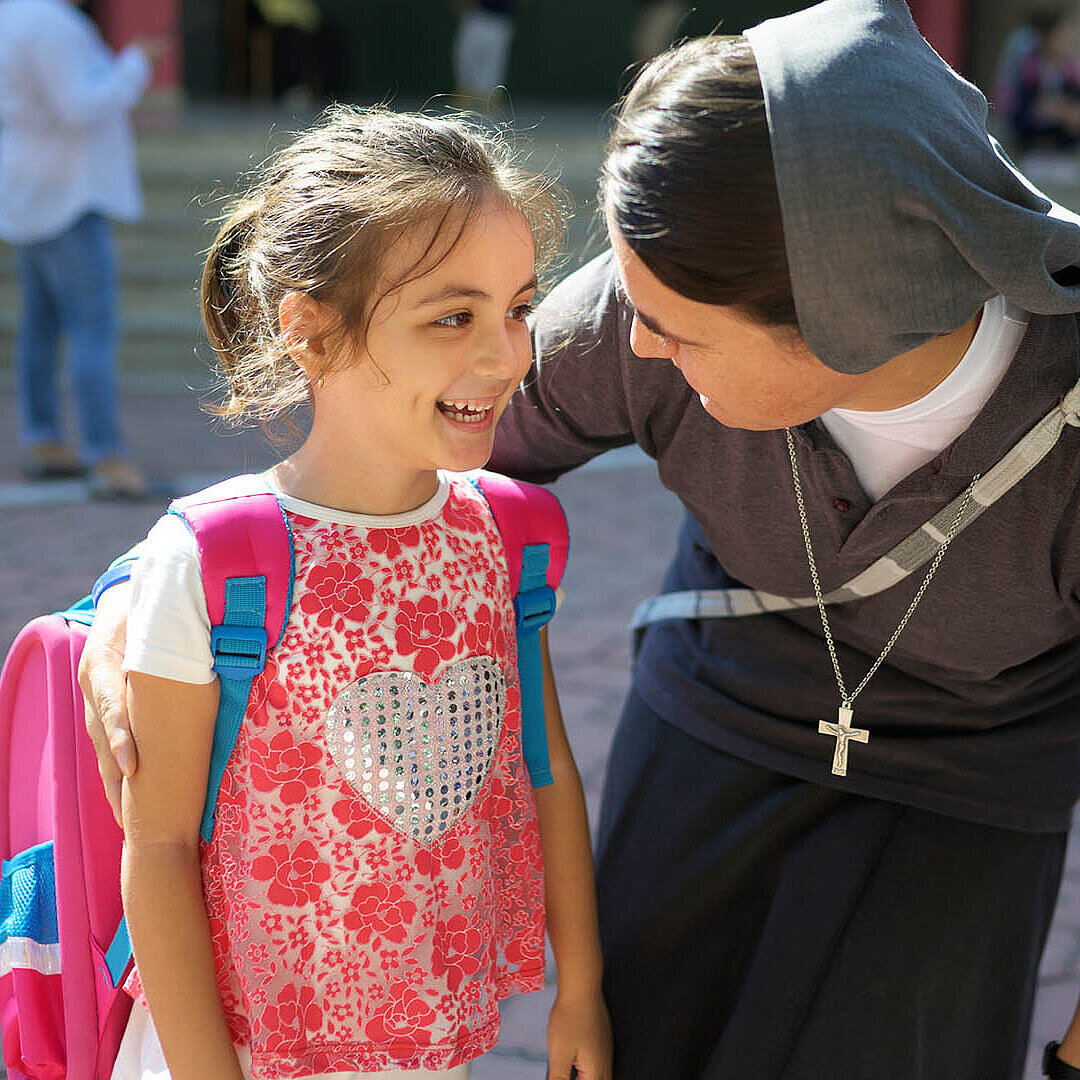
[546,986,613,1080]
[78,579,137,826]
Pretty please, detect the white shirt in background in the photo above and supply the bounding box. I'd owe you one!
[0,0,150,244]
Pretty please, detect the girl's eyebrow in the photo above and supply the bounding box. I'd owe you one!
[415,277,538,307]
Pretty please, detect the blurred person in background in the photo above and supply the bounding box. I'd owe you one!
[247,0,339,107]
[0,0,168,498]
[993,7,1080,183]
[631,0,689,64]
[452,0,516,111]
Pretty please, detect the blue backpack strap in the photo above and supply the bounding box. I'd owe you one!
[53,552,138,627]
[514,545,558,786]
[171,475,295,842]
[201,575,272,841]
[468,471,569,788]
[106,476,294,979]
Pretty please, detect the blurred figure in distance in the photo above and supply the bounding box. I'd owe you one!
[452,0,516,112]
[0,0,169,498]
[994,7,1080,185]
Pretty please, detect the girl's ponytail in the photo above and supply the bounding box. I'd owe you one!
[201,197,259,363]
[201,198,266,423]
[200,195,312,431]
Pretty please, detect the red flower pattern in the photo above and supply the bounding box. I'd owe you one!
[250,839,332,906]
[343,880,418,944]
[249,730,323,804]
[462,602,496,656]
[394,595,458,677]
[365,984,437,1045]
[129,478,546,1078]
[260,984,323,1050]
[432,914,485,992]
[299,560,375,627]
[368,524,420,562]
[247,662,289,728]
[414,833,468,876]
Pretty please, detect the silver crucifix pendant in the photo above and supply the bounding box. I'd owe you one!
[818,704,870,777]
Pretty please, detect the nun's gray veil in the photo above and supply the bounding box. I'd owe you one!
[744,0,1080,373]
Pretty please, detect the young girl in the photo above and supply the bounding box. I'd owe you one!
[111,105,610,1080]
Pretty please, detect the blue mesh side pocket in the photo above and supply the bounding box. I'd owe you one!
[1,841,66,1080]
[1,842,60,977]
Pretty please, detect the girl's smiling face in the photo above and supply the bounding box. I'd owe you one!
[294,200,537,513]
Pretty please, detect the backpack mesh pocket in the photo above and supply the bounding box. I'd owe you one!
[1,841,66,1079]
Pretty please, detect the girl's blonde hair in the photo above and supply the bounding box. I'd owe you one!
[201,104,567,426]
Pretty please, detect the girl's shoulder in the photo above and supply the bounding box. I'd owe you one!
[126,514,214,685]
[140,511,201,573]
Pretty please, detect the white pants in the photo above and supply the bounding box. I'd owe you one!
[111,1001,472,1080]
[452,10,514,99]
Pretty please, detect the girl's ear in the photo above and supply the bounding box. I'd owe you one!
[279,292,331,379]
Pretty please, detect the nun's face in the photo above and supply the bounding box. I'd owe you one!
[607,218,863,430]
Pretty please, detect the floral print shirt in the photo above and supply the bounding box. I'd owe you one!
[126,474,547,1077]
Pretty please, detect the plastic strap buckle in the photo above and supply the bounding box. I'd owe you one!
[210,624,268,675]
[514,585,556,634]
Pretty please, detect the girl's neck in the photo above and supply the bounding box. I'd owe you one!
[270,439,440,518]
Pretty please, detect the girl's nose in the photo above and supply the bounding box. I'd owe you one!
[629,313,677,360]
[478,321,529,378]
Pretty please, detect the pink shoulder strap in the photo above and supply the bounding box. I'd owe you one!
[469,470,568,789]
[469,471,568,594]
[169,474,293,648]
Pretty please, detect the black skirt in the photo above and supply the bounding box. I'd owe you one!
[595,691,1067,1080]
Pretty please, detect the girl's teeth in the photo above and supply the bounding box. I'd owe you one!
[439,401,493,423]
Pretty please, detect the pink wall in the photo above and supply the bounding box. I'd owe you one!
[909,0,970,73]
[95,0,181,91]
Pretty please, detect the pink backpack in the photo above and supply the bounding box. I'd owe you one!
[0,470,567,1080]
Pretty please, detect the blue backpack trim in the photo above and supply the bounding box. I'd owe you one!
[202,576,272,843]
[513,543,557,787]
[104,915,132,986]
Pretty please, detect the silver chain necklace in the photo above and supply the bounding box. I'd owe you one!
[784,428,980,777]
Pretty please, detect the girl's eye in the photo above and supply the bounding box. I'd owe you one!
[509,301,535,322]
[434,311,471,329]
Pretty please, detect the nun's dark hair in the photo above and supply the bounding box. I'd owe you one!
[602,35,798,329]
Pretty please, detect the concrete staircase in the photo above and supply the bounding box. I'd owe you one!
[0,106,605,388]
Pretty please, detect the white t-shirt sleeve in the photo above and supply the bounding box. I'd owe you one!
[123,514,215,684]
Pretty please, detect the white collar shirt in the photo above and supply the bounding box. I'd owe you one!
[0,0,150,244]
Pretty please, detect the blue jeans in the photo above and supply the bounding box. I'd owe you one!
[14,212,124,463]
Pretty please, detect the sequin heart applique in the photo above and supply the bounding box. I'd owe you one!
[325,657,506,844]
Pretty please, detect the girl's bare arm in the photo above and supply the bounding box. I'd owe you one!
[121,671,244,1080]
[532,629,612,1080]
